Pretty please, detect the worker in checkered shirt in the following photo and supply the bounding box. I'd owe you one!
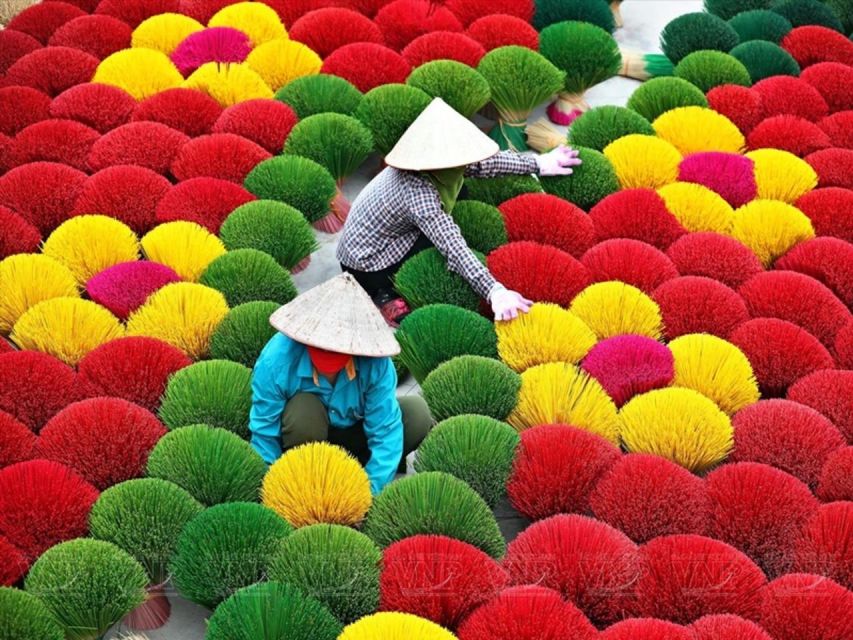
[337,98,581,327]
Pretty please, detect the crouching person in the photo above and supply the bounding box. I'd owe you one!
[249,272,433,495]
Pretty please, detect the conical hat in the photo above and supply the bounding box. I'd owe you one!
[269,273,400,357]
[385,97,499,171]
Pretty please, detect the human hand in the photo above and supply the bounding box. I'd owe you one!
[490,284,533,321]
[536,144,582,176]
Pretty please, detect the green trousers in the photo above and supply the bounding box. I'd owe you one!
[281,393,433,471]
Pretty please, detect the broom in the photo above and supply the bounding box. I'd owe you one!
[540,21,622,125]
[477,45,565,150]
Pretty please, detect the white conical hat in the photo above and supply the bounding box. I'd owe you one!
[269,273,400,357]
[385,97,500,171]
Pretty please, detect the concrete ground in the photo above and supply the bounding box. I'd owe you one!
[105,2,701,637]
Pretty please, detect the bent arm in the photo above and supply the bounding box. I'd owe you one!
[409,187,497,300]
[362,358,404,494]
[249,349,285,464]
[465,150,539,178]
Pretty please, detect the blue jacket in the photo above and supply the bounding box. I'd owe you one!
[249,333,403,494]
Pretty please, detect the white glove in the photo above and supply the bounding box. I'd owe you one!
[490,284,533,321]
[536,144,582,176]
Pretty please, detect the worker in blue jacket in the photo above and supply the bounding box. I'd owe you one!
[249,273,433,495]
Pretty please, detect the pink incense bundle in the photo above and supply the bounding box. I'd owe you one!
[678,152,757,208]
[170,27,253,76]
[706,84,765,135]
[747,115,831,157]
[86,261,182,321]
[582,335,674,407]
[374,0,463,51]
[402,31,486,67]
[467,14,539,51]
[289,8,384,59]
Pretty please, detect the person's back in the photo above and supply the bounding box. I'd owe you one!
[337,166,424,269]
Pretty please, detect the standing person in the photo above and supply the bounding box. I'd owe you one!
[249,273,433,495]
[337,97,581,326]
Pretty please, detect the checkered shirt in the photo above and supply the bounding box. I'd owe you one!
[337,151,539,300]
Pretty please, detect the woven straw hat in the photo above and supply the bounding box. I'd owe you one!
[385,98,499,171]
[269,273,400,357]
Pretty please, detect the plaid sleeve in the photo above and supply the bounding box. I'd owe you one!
[465,150,540,178]
[407,182,497,300]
